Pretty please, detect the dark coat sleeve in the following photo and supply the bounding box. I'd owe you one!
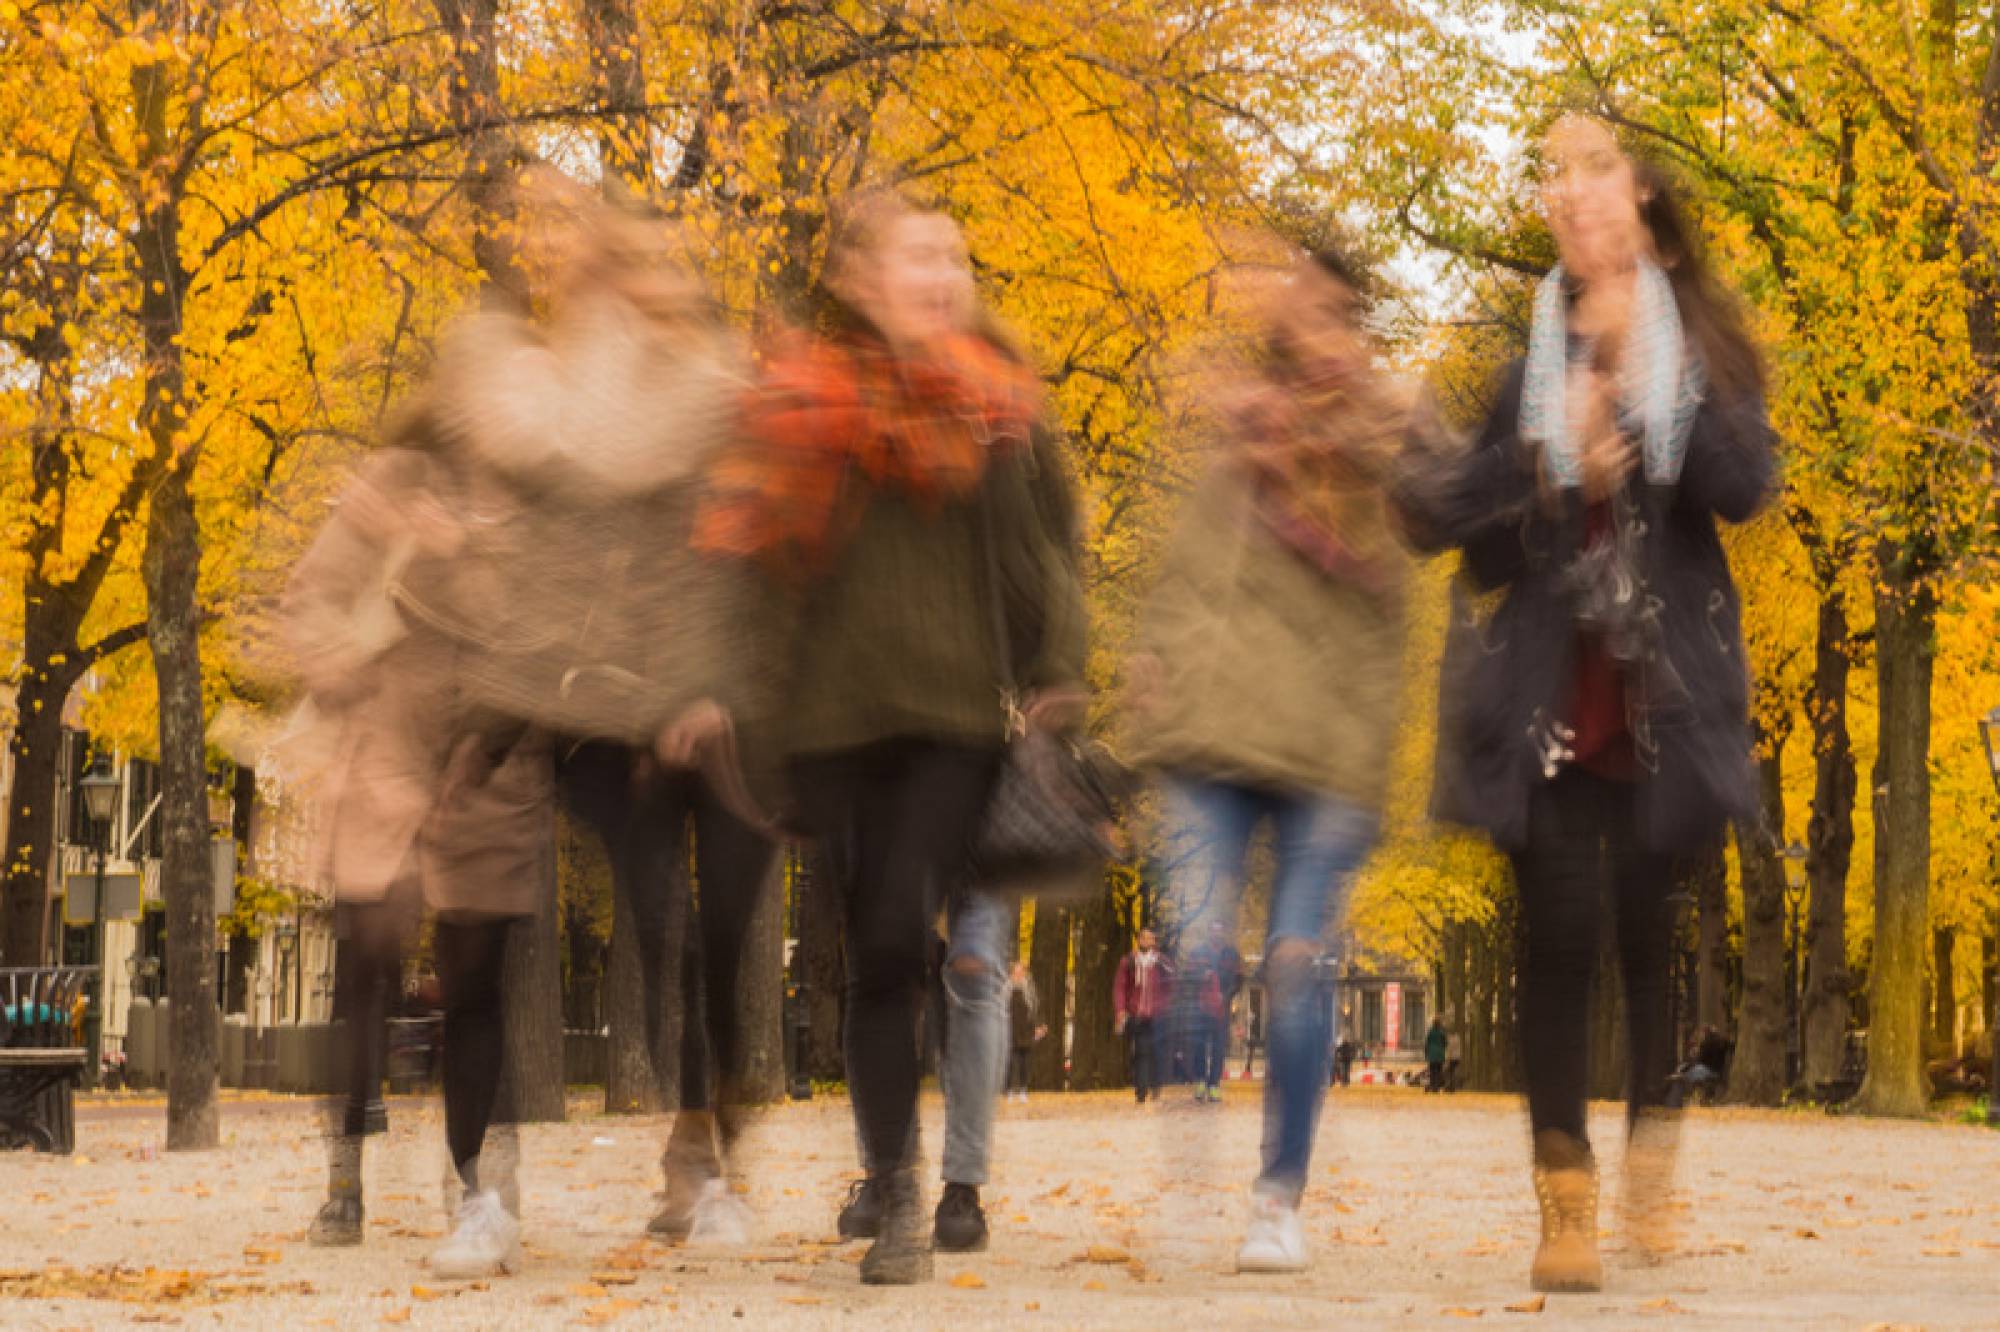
[1672,385,1776,524]
[1394,362,1538,592]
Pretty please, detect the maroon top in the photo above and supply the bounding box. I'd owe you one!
[1566,505,1636,781]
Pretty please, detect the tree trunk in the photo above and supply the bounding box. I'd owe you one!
[1692,839,1731,1036]
[736,856,788,1103]
[1932,926,1957,1056]
[793,845,844,1083]
[602,886,656,1112]
[1731,748,1791,1106]
[1858,556,1935,1117]
[2,688,66,968]
[148,464,221,1151]
[1028,900,1070,1091]
[503,804,567,1122]
[1067,886,1126,1090]
[1802,585,1857,1088]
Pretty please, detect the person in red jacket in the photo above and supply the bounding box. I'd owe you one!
[1113,928,1174,1103]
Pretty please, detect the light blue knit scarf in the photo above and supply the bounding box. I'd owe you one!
[1520,260,1705,489]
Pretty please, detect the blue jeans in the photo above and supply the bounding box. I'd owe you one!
[853,887,1013,1186]
[940,889,1013,1187]
[1160,776,1377,1203]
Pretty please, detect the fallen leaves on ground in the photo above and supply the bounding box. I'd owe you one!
[949,1271,988,1289]
[0,1264,310,1307]
[1503,1294,1546,1314]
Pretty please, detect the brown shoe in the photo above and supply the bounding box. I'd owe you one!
[1529,1131,1602,1293]
[1622,1110,1681,1264]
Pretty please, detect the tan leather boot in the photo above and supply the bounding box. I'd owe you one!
[1529,1131,1602,1293]
[1621,1109,1681,1264]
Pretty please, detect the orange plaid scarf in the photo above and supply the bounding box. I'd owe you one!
[695,327,1042,573]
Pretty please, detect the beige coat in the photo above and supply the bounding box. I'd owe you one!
[278,448,550,918]
[1125,467,1408,809]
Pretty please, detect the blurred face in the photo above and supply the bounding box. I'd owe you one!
[1270,261,1369,388]
[848,211,974,348]
[1542,115,1650,281]
[1138,929,1157,953]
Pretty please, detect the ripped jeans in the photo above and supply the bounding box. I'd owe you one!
[852,887,1013,1187]
[1160,775,1377,1204]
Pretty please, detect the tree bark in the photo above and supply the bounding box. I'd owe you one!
[792,845,845,1083]
[601,879,657,1112]
[1731,748,1791,1106]
[148,463,221,1151]
[2,691,66,969]
[502,803,567,1122]
[736,855,788,1104]
[1858,556,1935,1117]
[1066,886,1126,1090]
[1692,839,1731,1037]
[1802,585,1857,1088]
[1028,900,1070,1091]
[1932,926,1957,1056]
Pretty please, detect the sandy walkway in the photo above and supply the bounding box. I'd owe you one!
[0,1085,1985,1329]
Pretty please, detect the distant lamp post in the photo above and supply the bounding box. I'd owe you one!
[1980,708,2000,1125]
[78,759,119,1086]
[1781,841,1809,1092]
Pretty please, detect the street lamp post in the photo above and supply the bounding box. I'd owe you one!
[1781,841,1809,1093]
[1977,708,2000,1125]
[77,758,120,1087]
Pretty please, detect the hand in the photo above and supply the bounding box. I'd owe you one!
[1114,1014,1127,1036]
[1022,686,1088,734]
[656,698,730,768]
[1036,1024,1049,1041]
[1568,368,1634,501]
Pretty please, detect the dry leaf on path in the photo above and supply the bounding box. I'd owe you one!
[949,1272,988,1289]
[1442,1308,1485,1319]
[1504,1295,1547,1314]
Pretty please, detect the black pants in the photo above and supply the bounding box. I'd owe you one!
[1006,1046,1033,1094]
[435,914,515,1178]
[790,739,1001,1176]
[327,888,419,1139]
[1510,769,1681,1148]
[1128,1017,1160,1101]
[559,742,777,1136]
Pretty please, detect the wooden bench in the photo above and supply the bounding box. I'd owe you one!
[0,966,96,1154]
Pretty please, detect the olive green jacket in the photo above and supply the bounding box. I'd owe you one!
[1126,467,1408,809]
[778,433,1087,759]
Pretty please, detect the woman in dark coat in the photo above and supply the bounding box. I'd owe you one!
[1399,114,1774,1295]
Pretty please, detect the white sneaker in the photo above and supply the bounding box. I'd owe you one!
[1235,1191,1306,1273]
[685,1177,755,1249]
[429,1190,522,1279]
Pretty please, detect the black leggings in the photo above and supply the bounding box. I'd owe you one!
[790,740,1000,1175]
[559,742,777,1135]
[1510,769,1681,1148]
[436,914,515,1177]
[328,889,418,1138]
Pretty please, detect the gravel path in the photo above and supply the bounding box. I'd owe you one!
[0,1085,1986,1329]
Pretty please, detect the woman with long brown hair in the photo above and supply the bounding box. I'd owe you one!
[1400,113,1774,1295]
[695,194,1086,1284]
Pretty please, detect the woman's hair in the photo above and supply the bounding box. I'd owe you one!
[1629,155,1764,402]
[1540,111,1765,403]
[1258,240,1373,380]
